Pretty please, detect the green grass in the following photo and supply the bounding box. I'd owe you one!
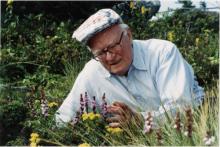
[36,83,218,146]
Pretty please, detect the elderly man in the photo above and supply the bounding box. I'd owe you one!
[56,9,204,127]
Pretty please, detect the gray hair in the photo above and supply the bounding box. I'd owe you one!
[119,23,129,30]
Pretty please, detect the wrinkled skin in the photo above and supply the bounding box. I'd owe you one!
[88,24,133,76]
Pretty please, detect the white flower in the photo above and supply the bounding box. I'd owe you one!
[158,140,164,144]
[210,136,215,142]
[173,124,177,129]
[204,136,215,146]
[205,139,212,146]
[41,101,49,116]
[70,118,78,126]
[184,131,188,136]
[143,125,152,133]
[180,123,183,127]
[203,137,208,142]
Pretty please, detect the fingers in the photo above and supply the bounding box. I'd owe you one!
[107,102,142,128]
[112,101,132,113]
[107,102,134,119]
[109,122,120,128]
[113,101,128,109]
[107,105,124,116]
[112,101,123,106]
[106,114,124,128]
[106,115,121,123]
[107,102,135,128]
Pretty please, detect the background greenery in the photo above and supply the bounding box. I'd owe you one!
[0,0,219,146]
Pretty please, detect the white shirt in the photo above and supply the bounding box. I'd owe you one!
[56,39,204,124]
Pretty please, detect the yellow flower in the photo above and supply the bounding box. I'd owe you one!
[130,1,135,9]
[195,38,199,47]
[82,112,101,121]
[95,113,101,118]
[7,0,13,5]
[141,6,146,14]
[82,113,89,121]
[30,142,37,147]
[29,137,36,142]
[30,133,40,146]
[167,31,174,42]
[30,133,39,138]
[89,113,96,120]
[89,112,101,120]
[141,6,150,15]
[89,112,100,120]
[106,126,123,134]
[106,127,114,132]
[48,102,58,108]
[113,127,123,133]
[78,143,90,147]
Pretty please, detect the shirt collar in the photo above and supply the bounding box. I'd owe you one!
[131,40,148,71]
[102,40,147,79]
[103,67,111,78]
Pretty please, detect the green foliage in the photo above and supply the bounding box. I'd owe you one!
[0,92,28,144]
[1,1,119,22]
[1,7,91,83]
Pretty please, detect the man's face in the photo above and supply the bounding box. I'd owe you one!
[88,24,133,76]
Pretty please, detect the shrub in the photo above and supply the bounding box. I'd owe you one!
[0,95,28,144]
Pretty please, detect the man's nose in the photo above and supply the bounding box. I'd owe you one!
[105,51,115,61]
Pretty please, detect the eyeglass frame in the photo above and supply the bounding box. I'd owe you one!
[91,31,125,61]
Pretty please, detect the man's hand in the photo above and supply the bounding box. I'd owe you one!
[106,101,144,128]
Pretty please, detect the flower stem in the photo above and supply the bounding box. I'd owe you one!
[40,138,65,146]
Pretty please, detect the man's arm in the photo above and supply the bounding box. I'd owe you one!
[154,42,204,117]
[55,71,93,126]
[157,44,192,100]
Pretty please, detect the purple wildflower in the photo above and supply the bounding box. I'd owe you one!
[101,93,107,118]
[185,107,193,137]
[92,96,97,114]
[156,128,163,145]
[84,92,89,113]
[143,112,154,134]
[174,112,182,132]
[80,94,84,115]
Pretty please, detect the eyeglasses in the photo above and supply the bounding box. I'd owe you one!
[92,31,124,61]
